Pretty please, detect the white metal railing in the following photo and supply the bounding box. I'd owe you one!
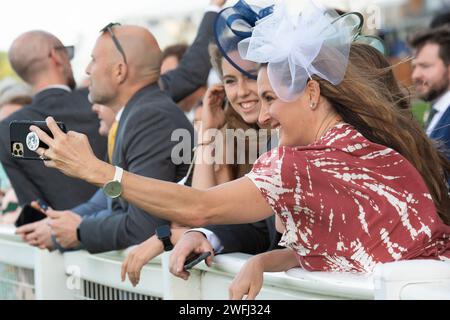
[1,225,449,300]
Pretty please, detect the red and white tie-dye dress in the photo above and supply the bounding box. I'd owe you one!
[247,123,450,272]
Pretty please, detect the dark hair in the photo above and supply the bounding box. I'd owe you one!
[258,43,450,223]
[316,60,450,224]
[408,26,450,66]
[430,10,450,28]
[349,43,411,110]
[161,43,188,63]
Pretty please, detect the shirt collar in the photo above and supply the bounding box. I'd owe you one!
[34,84,71,96]
[115,107,125,122]
[433,90,450,112]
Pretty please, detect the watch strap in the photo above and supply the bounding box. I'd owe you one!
[161,237,174,251]
[76,226,82,242]
[114,166,123,182]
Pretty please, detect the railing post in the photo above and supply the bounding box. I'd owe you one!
[160,252,202,300]
[34,249,73,300]
[373,260,450,300]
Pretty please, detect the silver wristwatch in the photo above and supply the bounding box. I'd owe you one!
[103,166,123,198]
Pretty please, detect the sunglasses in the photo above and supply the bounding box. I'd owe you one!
[54,45,75,60]
[100,22,127,64]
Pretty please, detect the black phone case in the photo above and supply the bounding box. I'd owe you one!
[184,252,212,270]
[15,204,47,227]
[10,120,66,160]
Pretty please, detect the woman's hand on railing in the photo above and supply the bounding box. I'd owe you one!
[121,235,163,287]
[229,255,264,300]
[121,228,189,286]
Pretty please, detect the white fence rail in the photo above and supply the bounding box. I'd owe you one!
[0,225,449,300]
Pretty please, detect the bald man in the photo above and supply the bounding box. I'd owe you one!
[44,24,194,253]
[0,31,107,211]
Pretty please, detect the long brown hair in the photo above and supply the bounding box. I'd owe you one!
[349,43,411,111]
[312,44,450,224]
[209,43,266,179]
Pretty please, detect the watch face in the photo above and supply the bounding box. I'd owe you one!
[103,180,122,198]
[156,225,171,239]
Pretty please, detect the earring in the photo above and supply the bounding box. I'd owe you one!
[310,102,316,109]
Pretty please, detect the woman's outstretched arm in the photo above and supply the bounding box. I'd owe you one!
[31,117,273,227]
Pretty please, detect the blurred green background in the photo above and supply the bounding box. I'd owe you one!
[412,101,430,126]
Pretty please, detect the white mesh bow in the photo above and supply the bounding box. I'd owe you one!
[238,0,357,102]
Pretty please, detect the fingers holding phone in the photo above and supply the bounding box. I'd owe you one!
[14,199,54,250]
[10,120,66,161]
[183,251,212,270]
[169,231,215,280]
[28,117,102,181]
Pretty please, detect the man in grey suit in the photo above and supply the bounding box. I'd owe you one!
[44,24,194,253]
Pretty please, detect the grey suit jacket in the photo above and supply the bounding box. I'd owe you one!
[77,84,194,253]
[0,88,107,209]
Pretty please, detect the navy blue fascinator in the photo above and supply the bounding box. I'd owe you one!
[214,0,274,80]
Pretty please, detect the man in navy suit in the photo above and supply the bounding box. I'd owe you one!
[409,26,450,159]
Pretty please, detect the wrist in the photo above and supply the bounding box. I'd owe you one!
[248,254,265,270]
[88,160,115,187]
[148,235,164,252]
[170,228,189,244]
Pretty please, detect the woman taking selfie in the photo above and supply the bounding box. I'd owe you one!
[31,1,450,298]
[120,0,276,286]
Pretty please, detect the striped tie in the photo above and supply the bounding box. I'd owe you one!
[108,121,119,163]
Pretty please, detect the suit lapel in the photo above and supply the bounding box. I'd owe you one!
[110,84,159,211]
[430,105,450,140]
[111,84,160,166]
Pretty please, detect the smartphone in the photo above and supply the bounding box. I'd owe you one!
[14,204,47,227]
[183,251,212,270]
[221,96,228,110]
[10,120,67,160]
